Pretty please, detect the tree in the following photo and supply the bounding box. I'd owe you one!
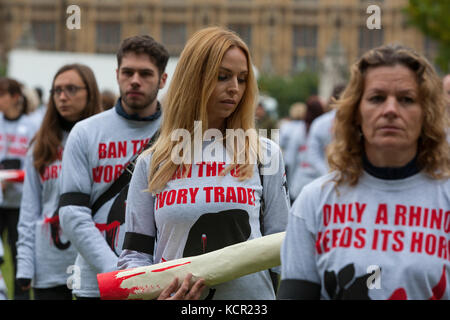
[404,0,450,73]
[0,60,6,77]
[258,71,318,119]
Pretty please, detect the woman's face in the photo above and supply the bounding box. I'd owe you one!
[53,69,88,122]
[206,46,248,130]
[358,64,423,165]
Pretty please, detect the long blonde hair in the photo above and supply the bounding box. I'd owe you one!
[328,44,450,187]
[146,27,259,193]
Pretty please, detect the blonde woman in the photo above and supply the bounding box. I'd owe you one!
[118,27,289,300]
[278,44,450,300]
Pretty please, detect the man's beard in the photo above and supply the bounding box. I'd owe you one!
[122,86,159,111]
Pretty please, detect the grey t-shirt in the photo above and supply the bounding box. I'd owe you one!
[59,107,161,297]
[17,132,78,288]
[281,171,450,300]
[0,113,39,208]
[118,137,290,299]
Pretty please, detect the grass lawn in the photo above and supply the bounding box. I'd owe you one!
[0,232,14,299]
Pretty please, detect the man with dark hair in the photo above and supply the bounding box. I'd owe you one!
[116,35,169,74]
[58,35,169,299]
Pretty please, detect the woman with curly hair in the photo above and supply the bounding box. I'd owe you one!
[278,44,450,300]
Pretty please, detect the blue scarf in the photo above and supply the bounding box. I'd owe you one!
[114,98,161,121]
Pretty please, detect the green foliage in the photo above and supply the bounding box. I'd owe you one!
[258,71,318,119]
[405,0,450,73]
[1,233,13,299]
[0,63,6,77]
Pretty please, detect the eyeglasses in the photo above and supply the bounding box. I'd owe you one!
[51,85,86,98]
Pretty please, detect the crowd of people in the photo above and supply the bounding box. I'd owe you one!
[0,26,449,300]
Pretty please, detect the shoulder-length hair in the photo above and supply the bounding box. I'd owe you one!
[328,44,450,187]
[32,64,102,174]
[0,77,28,115]
[147,26,259,193]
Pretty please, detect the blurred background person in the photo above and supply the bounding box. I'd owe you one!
[21,87,39,116]
[305,84,346,177]
[0,77,39,299]
[288,96,324,202]
[100,89,117,111]
[279,102,306,182]
[255,100,277,140]
[289,84,345,198]
[16,64,102,300]
[28,87,47,128]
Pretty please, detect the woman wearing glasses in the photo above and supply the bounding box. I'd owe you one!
[16,64,102,299]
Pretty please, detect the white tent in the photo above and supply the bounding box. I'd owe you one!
[7,49,276,115]
[7,49,178,104]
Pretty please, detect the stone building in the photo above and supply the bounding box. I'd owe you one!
[0,0,438,78]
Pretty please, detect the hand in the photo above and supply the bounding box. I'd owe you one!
[157,273,206,300]
[16,278,31,291]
